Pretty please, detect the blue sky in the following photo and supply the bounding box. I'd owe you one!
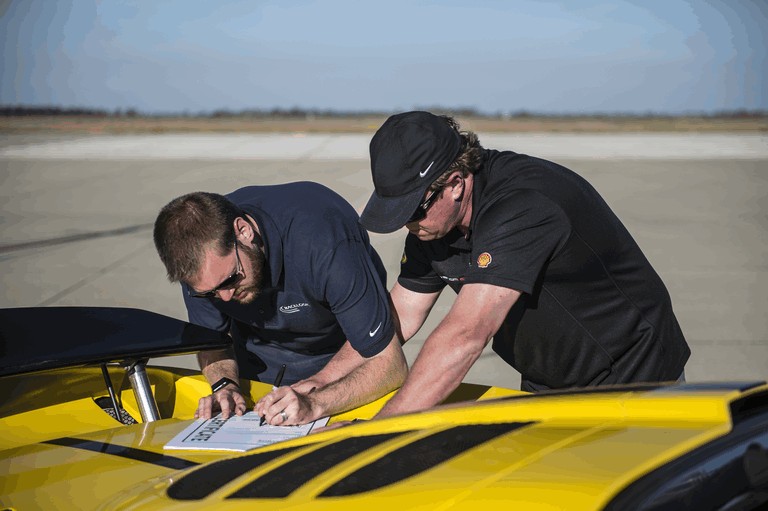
[1,0,765,114]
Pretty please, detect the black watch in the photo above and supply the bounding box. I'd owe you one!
[211,377,239,394]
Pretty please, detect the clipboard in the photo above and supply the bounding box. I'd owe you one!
[164,412,329,452]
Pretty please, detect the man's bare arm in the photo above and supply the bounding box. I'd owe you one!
[256,334,407,424]
[389,282,441,343]
[376,283,521,419]
[197,348,239,383]
[254,287,432,425]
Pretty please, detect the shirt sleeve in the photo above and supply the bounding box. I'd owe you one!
[464,190,571,294]
[397,232,447,293]
[320,239,395,358]
[181,283,232,332]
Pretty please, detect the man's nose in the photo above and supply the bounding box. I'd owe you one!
[218,288,236,302]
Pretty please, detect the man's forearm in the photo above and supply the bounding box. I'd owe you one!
[378,283,522,419]
[197,348,239,384]
[295,341,362,389]
[375,321,486,419]
[303,336,407,419]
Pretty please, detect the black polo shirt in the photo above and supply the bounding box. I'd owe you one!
[399,150,690,389]
[183,182,394,384]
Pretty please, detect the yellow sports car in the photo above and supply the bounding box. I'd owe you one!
[1,307,766,510]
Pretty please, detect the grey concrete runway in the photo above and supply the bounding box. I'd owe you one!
[1,132,766,389]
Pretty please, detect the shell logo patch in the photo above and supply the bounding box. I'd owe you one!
[477,252,492,268]
[400,252,408,265]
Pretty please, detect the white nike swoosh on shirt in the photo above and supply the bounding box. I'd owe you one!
[419,161,434,177]
[369,322,382,337]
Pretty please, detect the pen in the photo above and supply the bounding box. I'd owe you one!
[260,364,287,426]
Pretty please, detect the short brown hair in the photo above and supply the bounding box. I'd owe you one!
[153,192,241,282]
[429,116,485,191]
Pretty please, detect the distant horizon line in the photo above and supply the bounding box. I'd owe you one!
[1,104,766,119]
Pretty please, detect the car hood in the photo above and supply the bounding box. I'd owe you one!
[3,382,765,511]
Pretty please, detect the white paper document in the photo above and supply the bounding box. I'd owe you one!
[164,412,330,452]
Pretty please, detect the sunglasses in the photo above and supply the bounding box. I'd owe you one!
[407,187,442,223]
[188,241,245,298]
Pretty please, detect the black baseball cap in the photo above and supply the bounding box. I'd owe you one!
[360,111,462,233]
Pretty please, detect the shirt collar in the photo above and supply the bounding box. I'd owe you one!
[244,206,284,290]
[467,150,491,241]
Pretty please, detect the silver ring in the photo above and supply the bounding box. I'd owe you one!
[280,410,288,421]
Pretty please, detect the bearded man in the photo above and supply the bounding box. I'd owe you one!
[154,182,406,425]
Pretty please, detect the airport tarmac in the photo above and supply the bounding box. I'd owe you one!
[1,132,766,390]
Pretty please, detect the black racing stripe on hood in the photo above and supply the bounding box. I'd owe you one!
[319,422,533,497]
[228,432,407,499]
[167,445,302,500]
[44,437,199,470]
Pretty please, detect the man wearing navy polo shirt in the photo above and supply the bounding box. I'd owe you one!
[154,182,407,425]
[360,111,690,418]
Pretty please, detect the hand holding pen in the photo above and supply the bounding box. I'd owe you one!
[259,364,286,426]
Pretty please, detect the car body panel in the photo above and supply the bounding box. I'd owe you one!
[2,307,766,510]
[4,380,765,510]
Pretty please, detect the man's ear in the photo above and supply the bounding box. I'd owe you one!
[449,173,465,202]
[233,217,252,242]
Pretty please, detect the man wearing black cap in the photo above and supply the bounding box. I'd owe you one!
[361,111,690,418]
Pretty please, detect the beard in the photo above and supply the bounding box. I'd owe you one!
[232,243,266,304]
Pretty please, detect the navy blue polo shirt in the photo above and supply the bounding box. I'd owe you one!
[182,182,394,385]
[398,150,690,389]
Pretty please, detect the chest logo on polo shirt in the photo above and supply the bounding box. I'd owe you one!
[400,252,407,265]
[279,302,309,314]
[477,252,492,268]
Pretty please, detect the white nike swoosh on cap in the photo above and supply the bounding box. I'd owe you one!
[419,161,434,178]
[369,322,382,337]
